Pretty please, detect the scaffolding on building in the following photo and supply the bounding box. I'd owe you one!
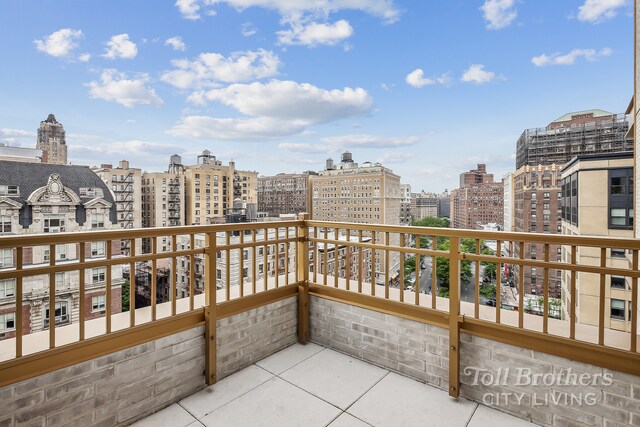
[516,113,630,169]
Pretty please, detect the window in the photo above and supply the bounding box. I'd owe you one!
[0,313,15,331]
[0,279,15,298]
[91,295,106,312]
[611,248,626,258]
[0,185,19,196]
[44,216,65,233]
[79,187,104,198]
[610,299,625,320]
[92,214,105,229]
[44,302,69,327]
[0,249,12,268]
[55,272,65,287]
[91,241,106,257]
[0,215,11,233]
[44,244,67,261]
[609,168,634,230]
[611,276,626,289]
[92,268,106,283]
[543,192,550,199]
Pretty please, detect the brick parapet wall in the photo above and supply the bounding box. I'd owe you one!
[217,295,297,380]
[310,295,640,427]
[0,296,298,426]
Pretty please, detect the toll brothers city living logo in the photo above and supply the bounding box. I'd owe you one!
[464,367,613,407]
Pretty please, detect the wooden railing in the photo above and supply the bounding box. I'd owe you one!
[1,215,639,398]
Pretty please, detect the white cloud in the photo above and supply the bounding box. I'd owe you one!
[320,134,419,148]
[176,0,202,20]
[376,152,412,164]
[405,69,450,88]
[277,20,353,47]
[165,36,187,51]
[161,49,280,90]
[481,0,517,30]
[190,80,372,123]
[86,69,163,107]
[0,128,35,138]
[241,22,257,37]
[168,80,372,141]
[168,116,305,141]
[577,0,627,23]
[78,53,91,62]
[175,0,401,24]
[531,48,612,66]
[461,64,499,84]
[103,34,138,60]
[34,28,83,58]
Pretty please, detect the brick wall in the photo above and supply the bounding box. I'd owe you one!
[310,295,640,427]
[216,295,297,380]
[0,326,205,426]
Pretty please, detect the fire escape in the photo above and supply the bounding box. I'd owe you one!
[168,178,181,226]
[112,172,135,253]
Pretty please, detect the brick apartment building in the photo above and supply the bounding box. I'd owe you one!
[450,164,504,229]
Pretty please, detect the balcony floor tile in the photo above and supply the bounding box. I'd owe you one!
[179,364,274,419]
[467,405,534,427]
[131,403,196,427]
[347,372,478,427]
[256,342,324,375]
[280,347,389,409]
[137,344,542,427]
[199,376,342,427]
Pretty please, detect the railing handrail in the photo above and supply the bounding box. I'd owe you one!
[308,220,640,249]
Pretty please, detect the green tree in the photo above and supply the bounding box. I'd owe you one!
[403,255,416,288]
[479,283,496,299]
[481,247,497,282]
[122,280,130,312]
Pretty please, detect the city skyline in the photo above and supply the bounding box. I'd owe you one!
[0,0,633,191]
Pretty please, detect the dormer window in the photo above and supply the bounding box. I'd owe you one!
[44,216,65,233]
[92,214,105,229]
[79,187,104,198]
[0,185,19,196]
[0,215,11,234]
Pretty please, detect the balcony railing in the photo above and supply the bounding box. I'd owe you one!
[0,215,639,399]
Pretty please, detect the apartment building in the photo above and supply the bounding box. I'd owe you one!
[512,164,563,296]
[412,192,439,222]
[560,152,635,332]
[184,150,257,225]
[450,164,503,229]
[36,114,67,165]
[257,172,315,217]
[310,151,401,285]
[400,184,412,225]
[93,160,143,255]
[0,161,124,339]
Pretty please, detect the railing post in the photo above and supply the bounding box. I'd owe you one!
[448,236,461,398]
[297,213,310,343]
[204,232,217,385]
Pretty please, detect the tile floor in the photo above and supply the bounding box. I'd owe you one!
[132,343,538,427]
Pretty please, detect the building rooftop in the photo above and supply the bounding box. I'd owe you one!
[133,343,535,427]
[550,109,614,124]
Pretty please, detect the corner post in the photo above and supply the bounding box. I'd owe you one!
[204,231,217,385]
[297,213,310,343]
[448,236,461,398]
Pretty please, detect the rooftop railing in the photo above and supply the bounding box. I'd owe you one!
[0,215,639,399]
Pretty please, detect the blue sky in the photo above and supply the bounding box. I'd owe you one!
[0,0,633,192]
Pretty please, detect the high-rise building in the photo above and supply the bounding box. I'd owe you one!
[36,114,67,165]
[184,150,257,225]
[310,151,401,285]
[560,152,634,332]
[257,172,315,217]
[400,184,412,225]
[437,190,450,219]
[450,164,503,229]
[0,161,124,339]
[412,192,439,221]
[516,110,630,169]
[512,164,563,296]
[93,160,143,255]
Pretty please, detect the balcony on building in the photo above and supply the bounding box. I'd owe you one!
[0,217,640,426]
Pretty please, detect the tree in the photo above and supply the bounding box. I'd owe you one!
[122,280,130,312]
[481,247,497,282]
[403,255,416,288]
